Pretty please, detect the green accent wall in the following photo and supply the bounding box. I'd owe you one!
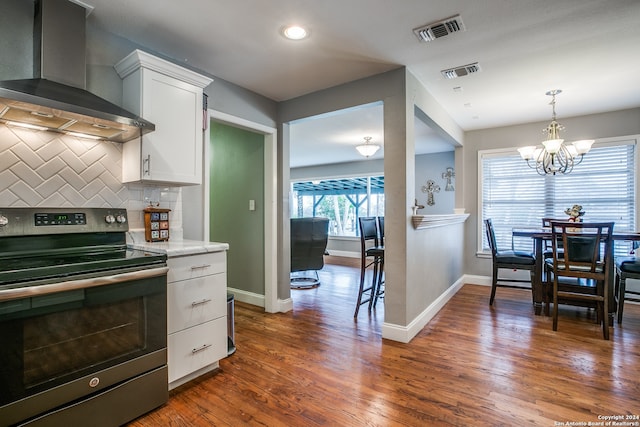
[210,122,265,294]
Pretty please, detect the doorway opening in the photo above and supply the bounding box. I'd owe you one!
[205,110,277,313]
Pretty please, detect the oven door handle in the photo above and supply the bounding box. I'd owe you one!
[0,266,169,302]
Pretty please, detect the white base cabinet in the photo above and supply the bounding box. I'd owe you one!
[166,251,228,389]
[167,317,226,384]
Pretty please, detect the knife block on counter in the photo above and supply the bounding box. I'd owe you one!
[144,207,171,242]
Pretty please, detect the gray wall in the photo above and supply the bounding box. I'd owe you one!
[290,159,384,181]
[414,152,455,214]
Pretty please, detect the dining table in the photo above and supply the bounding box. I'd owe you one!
[511,227,640,316]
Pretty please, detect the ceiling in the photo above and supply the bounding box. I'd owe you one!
[81,0,640,167]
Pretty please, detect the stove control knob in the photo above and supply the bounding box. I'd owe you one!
[105,214,116,224]
[116,214,127,224]
[0,215,7,227]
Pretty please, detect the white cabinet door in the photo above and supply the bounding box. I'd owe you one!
[137,68,202,184]
[116,49,212,186]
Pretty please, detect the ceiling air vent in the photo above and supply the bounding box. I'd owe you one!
[441,63,481,79]
[413,15,465,42]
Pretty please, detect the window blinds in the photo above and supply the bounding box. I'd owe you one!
[481,141,636,256]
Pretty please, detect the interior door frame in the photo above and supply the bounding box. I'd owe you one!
[205,109,278,313]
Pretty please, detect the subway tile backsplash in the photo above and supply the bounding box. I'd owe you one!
[0,125,183,237]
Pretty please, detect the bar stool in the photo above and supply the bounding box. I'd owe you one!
[354,217,384,317]
[615,257,640,324]
[370,216,385,310]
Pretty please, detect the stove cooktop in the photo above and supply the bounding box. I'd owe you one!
[0,207,167,288]
[0,248,167,287]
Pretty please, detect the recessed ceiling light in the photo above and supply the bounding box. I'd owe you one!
[282,25,309,40]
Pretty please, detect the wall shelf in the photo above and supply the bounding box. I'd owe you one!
[411,213,469,230]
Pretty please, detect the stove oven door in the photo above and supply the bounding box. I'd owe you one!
[0,266,168,427]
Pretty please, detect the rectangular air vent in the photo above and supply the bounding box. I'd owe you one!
[413,15,465,42]
[441,62,481,79]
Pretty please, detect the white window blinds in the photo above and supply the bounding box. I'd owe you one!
[480,140,636,255]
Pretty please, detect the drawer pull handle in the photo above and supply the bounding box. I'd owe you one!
[190,264,211,270]
[191,298,212,307]
[192,343,212,354]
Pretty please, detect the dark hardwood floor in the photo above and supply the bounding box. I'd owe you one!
[129,261,640,426]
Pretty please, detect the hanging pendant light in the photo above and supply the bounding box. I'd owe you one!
[517,90,594,175]
[355,136,380,157]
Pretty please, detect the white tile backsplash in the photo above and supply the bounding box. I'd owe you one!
[0,124,183,237]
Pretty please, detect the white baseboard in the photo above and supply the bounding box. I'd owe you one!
[228,287,265,307]
[326,250,359,258]
[463,274,491,286]
[381,275,466,343]
[278,297,293,313]
[227,287,293,313]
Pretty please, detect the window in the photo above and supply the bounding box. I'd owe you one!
[291,176,384,237]
[479,139,636,256]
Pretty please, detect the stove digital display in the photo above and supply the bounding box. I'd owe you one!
[34,213,87,226]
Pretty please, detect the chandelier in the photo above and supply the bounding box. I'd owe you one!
[355,136,380,157]
[517,90,594,175]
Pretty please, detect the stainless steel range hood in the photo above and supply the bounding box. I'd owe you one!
[0,0,154,142]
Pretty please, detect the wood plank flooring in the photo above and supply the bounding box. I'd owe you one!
[129,261,640,426]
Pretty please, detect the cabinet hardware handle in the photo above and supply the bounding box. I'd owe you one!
[143,154,151,176]
[191,298,212,307]
[192,343,212,354]
[190,264,211,270]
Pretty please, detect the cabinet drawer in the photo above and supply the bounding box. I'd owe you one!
[167,251,226,282]
[168,317,227,383]
[168,273,227,334]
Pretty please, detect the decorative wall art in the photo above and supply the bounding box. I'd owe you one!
[421,179,441,206]
[442,167,455,191]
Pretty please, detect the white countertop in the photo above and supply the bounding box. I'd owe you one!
[127,234,229,257]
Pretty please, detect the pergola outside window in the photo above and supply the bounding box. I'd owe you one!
[292,176,384,237]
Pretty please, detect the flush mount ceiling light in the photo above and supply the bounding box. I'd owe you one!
[355,136,380,157]
[282,25,309,40]
[517,90,594,176]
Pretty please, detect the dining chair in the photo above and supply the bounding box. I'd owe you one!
[484,219,536,306]
[354,217,384,317]
[545,221,614,340]
[541,218,564,257]
[614,255,640,324]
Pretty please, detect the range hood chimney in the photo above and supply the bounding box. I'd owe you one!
[0,0,154,142]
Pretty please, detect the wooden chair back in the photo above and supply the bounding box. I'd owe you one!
[549,221,613,278]
[548,220,614,339]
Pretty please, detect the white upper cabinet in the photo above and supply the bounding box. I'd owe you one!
[115,50,213,185]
